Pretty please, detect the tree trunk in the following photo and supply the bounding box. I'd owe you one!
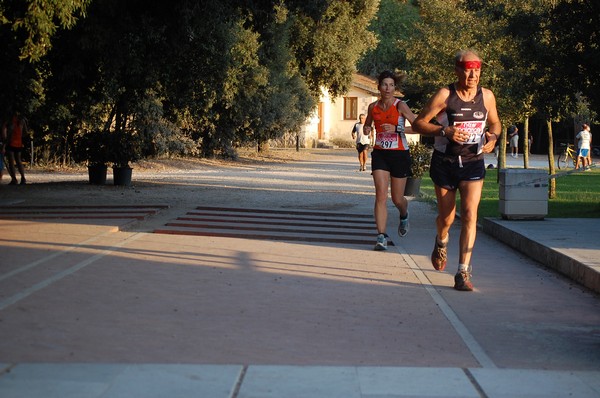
[499,126,507,169]
[257,141,269,152]
[497,125,507,183]
[523,116,530,169]
[546,119,556,199]
[63,123,76,166]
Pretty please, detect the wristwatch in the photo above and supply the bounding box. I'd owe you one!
[439,126,446,137]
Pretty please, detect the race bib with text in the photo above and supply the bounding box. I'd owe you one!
[375,132,399,149]
[453,121,485,145]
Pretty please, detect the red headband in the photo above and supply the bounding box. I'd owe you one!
[457,60,481,70]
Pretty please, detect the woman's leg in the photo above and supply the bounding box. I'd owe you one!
[390,176,408,217]
[372,169,390,234]
[6,152,17,183]
[15,151,25,183]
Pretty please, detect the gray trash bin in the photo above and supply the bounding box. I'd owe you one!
[499,169,548,220]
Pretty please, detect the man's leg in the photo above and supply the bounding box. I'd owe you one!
[451,180,484,291]
[360,150,368,170]
[430,185,457,270]
[434,185,457,242]
[457,180,484,266]
[585,150,591,167]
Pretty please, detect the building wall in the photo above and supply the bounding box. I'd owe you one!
[303,87,378,147]
[327,88,377,143]
[300,82,420,148]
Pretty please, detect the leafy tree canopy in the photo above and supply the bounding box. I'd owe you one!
[0,0,90,61]
[7,0,380,162]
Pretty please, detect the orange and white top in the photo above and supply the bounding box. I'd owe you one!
[372,98,408,150]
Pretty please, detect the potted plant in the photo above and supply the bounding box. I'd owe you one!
[405,141,432,196]
[108,129,141,186]
[79,130,110,185]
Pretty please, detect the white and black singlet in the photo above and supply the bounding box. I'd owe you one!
[434,84,488,163]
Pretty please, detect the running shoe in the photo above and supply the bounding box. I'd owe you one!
[431,237,447,271]
[454,271,474,291]
[398,213,409,237]
[374,233,388,251]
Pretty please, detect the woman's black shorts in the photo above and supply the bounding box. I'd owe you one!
[371,149,411,178]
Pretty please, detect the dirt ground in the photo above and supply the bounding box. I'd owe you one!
[0,147,368,235]
[0,148,318,205]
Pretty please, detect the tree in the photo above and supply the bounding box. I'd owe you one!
[504,0,578,199]
[0,0,90,62]
[246,4,315,151]
[289,0,379,97]
[357,0,420,77]
[547,0,600,115]
[13,0,383,163]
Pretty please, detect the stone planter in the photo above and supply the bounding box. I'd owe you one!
[404,177,422,197]
[112,166,133,186]
[88,164,108,185]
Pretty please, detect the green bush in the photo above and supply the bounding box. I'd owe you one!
[409,141,432,178]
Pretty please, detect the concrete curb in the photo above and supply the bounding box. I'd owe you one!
[481,217,600,294]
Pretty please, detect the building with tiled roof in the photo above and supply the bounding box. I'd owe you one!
[301,73,412,148]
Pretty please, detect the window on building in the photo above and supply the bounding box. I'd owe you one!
[344,97,358,120]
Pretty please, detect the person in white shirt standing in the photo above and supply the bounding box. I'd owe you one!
[351,114,372,171]
[575,123,592,169]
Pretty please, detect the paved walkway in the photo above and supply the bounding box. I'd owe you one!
[0,151,598,397]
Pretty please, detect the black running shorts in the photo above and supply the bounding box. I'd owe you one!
[371,149,411,178]
[429,150,485,190]
[356,143,370,153]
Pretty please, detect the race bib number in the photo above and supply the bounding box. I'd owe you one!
[375,132,399,149]
[454,121,485,145]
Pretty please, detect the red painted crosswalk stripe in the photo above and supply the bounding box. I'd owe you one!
[154,206,387,246]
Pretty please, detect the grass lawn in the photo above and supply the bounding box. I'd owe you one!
[418,166,600,218]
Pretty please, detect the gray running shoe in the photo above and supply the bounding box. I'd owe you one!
[374,233,388,251]
[398,213,409,237]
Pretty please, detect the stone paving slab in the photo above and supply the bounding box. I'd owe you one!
[1,364,599,398]
[0,363,241,398]
[471,368,600,398]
